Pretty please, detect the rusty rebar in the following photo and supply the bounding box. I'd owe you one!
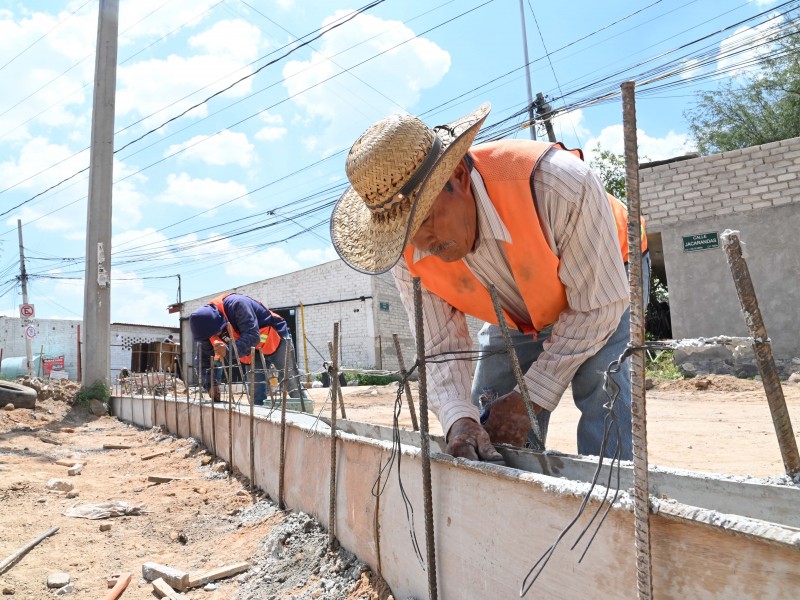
[392,333,419,431]
[227,351,234,471]
[721,229,800,477]
[210,357,217,456]
[249,347,256,486]
[328,323,340,552]
[487,284,544,451]
[328,341,348,421]
[413,277,437,600]
[278,341,289,510]
[622,79,653,600]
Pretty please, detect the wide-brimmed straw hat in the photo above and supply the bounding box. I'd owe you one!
[331,103,491,274]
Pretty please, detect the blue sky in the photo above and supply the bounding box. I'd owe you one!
[0,0,787,325]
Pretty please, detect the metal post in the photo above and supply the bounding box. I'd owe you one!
[518,0,536,140]
[300,303,311,385]
[412,278,438,600]
[82,0,119,388]
[328,323,340,552]
[249,347,256,486]
[721,230,800,477]
[392,333,419,431]
[487,285,544,451]
[621,80,653,600]
[16,220,33,377]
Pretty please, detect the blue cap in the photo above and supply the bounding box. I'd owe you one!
[189,304,226,341]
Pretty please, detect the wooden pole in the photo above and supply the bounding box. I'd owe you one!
[412,278,438,600]
[621,80,653,600]
[721,230,800,477]
[328,322,340,551]
[392,334,419,431]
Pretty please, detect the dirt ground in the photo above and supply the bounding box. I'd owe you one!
[308,374,800,478]
[2,374,799,598]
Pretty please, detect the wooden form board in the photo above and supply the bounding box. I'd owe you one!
[111,395,800,599]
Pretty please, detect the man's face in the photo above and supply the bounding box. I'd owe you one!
[410,159,477,262]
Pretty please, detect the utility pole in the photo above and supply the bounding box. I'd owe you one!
[518,0,536,140]
[535,92,557,143]
[82,0,119,387]
[16,220,33,377]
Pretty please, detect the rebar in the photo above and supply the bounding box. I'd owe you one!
[249,347,256,486]
[413,277,437,600]
[392,333,419,431]
[328,323,340,552]
[622,80,653,600]
[210,357,217,456]
[721,229,800,477]
[278,341,289,510]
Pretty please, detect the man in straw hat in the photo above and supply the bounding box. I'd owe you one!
[331,103,648,462]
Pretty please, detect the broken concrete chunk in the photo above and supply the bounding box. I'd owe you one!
[46,572,71,589]
[1,586,14,595]
[66,490,79,499]
[89,399,107,416]
[46,479,74,493]
[141,563,189,591]
[99,523,112,532]
[67,464,83,476]
[54,582,74,596]
[3,404,14,411]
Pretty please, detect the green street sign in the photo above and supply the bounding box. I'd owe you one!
[682,232,719,252]
[379,302,390,311]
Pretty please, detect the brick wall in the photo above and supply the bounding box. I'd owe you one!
[640,137,800,230]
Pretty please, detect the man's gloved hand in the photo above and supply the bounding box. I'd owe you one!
[482,390,541,448]
[210,385,221,402]
[445,417,503,462]
[213,340,227,361]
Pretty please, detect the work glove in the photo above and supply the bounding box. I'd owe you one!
[445,417,503,463]
[481,390,542,448]
[213,340,227,361]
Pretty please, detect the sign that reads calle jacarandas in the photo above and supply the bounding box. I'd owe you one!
[682,232,719,252]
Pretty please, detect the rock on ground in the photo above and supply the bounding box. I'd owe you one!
[45,479,74,493]
[46,573,70,589]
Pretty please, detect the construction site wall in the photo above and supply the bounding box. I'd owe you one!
[640,136,800,372]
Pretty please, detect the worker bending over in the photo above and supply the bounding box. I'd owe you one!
[189,293,307,405]
[330,103,648,461]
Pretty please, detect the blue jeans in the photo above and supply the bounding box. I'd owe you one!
[470,254,650,460]
[250,337,308,406]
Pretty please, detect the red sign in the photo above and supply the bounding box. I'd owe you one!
[19,304,34,319]
[43,356,65,377]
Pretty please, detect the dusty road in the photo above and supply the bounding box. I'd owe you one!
[308,374,800,478]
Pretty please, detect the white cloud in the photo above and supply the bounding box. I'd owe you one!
[156,173,251,212]
[296,246,338,264]
[276,0,296,10]
[255,112,288,142]
[584,124,696,164]
[550,108,592,146]
[680,58,703,80]
[222,244,301,280]
[716,20,778,78]
[165,130,255,167]
[118,0,219,45]
[749,0,777,6]
[189,19,263,61]
[282,11,450,155]
[111,269,175,325]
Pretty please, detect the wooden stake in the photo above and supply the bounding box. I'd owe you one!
[622,79,653,600]
[392,333,419,431]
[0,526,59,575]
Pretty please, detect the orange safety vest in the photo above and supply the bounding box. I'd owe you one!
[405,139,647,334]
[208,294,282,364]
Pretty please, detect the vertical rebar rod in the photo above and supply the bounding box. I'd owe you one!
[291,342,306,413]
[258,350,276,414]
[487,284,544,450]
[278,342,289,510]
[227,351,233,470]
[392,333,419,431]
[413,278,437,600]
[721,230,800,477]
[210,357,217,456]
[328,323,340,552]
[249,347,256,486]
[621,80,653,600]
[336,382,347,420]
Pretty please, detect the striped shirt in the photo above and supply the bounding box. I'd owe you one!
[392,148,628,437]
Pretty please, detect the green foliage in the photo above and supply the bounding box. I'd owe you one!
[75,380,110,407]
[646,349,682,380]
[589,144,627,200]
[350,373,400,386]
[685,19,800,154]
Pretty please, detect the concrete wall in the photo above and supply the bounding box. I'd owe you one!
[0,317,177,380]
[640,136,800,369]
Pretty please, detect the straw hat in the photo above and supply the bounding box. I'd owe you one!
[331,103,491,274]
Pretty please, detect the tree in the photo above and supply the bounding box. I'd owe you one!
[685,22,800,155]
[589,144,627,200]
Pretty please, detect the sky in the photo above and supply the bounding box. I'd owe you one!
[0,0,789,326]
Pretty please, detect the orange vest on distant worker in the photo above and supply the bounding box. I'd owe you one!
[208,294,281,364]
[404,140,647,334]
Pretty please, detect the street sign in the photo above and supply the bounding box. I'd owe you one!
[19,303,34,319]
[682,232,719,253]
[24,324,36,339]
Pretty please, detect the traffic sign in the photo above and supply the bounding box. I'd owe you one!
[24,324,36,340]
[19,303,35,319]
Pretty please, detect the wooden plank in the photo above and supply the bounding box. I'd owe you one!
[141,450,170,461]
[186,562,249,589]
[147,475,191,484]
[151,577,184,599]
[102,444,132,450]
[55,459,80,467]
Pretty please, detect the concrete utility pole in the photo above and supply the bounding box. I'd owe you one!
[82,0,119,386]
[518,0,536,140]
[535,92,557,143]
[16,220,33,377]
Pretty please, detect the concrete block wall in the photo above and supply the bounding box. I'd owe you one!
[641,137,800,231]
[0,317,80,378]
[110,324,179,380]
